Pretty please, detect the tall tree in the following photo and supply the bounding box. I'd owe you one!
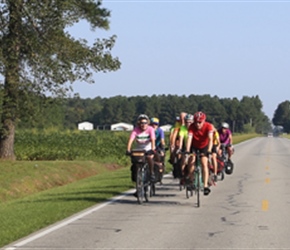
[0,0,121,159]
[272,100,290,132]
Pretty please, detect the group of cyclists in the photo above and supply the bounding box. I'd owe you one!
[126,111,234,198]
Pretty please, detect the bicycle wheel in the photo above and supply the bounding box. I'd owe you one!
[208,169,215,187]
[218,170,225,181]
[149,182,155,197]
[136,166,144,204]
[195,170,200,207]
[144,164,150,202]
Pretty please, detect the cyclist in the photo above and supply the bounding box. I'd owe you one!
[217,122,234,162]
[211,126,220,182]
[169,112,187,164]
[126,114,156,181]
[150,117,166,163]
[177,113,194,184]
[185,111,214,196]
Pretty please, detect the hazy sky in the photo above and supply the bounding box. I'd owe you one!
[69,0,290,119]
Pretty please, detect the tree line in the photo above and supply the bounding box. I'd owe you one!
[14,92,274,134]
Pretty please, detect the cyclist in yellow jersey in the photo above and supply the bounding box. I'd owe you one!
[169,112,187,164]
[212,126,220,182]
[177,114,194,184]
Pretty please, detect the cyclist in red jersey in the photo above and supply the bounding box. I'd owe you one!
[185,111,214,196]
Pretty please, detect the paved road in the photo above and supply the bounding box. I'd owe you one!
[4,137,290,249]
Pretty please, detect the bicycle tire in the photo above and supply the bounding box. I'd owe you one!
[136,165,145,204]
[218,170,225,181]
[196,170,200,207]
[149,182,155,197]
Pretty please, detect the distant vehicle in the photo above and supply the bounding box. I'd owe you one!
[267,133,273,137]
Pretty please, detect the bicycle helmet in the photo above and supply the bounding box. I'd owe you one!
[193,111,206,123]
[137,114,149,122]
[221,122,229,129]
[150,117,159,125]
[184,114,194,122]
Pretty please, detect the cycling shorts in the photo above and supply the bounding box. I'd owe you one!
[212,145,218,154]
[190,145,208,156]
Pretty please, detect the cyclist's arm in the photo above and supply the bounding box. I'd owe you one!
[216,132,221,149]
[151,138,156,151]
[149,128,156,151]
[179,135,184,150]
[228,132,233,146]
[207,132,213,153]
[170,128,179,149]
[180,112,187,126]
[159,129,166,148]
[127,137,134,152]
[186,134,192,153]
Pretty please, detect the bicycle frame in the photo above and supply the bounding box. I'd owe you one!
[130,150,150,204]
[185,151,204,207]
[193,151,203,207]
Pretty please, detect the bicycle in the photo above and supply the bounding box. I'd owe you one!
[220,144,234,175]
[150,148,168,197]
[129,149,151,204]
[184,150,204,207]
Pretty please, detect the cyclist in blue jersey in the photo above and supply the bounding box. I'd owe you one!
[150,117,166,163]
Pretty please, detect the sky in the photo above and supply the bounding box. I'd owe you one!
[68,0,290,120]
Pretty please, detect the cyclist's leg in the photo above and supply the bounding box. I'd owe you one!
[201,156,209,187]
[180,154,186,177]
[200,146,211,195]
[187,154,196,181]
[212,145,218,176]
[227,145,233,161]
[146,154,155,179]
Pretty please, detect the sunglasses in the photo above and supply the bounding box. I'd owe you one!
[140,122,148,125]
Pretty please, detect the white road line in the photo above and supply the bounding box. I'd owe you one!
[3,189,135,250]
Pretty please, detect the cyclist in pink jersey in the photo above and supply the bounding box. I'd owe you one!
[217,122,234,162]
[126,114,156,180]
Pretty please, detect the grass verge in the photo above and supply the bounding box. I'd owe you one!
[0,167,133,248]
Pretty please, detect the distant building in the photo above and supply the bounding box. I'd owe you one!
[78,121,94,131]
[111,122,133,131]
[160,124,172,132]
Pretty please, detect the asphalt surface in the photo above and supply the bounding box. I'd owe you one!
[4,136,290,249]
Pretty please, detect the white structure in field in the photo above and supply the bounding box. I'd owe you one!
[160,124,172,132]
[111,122,133,131]
[78,121,94,131]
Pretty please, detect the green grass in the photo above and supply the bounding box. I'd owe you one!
[0,133,259,248]
[0,167,133,247]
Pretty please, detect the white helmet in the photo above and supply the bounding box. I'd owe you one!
[137,114,149,122]
[221,122,229,129]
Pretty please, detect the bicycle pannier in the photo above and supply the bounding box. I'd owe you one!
[225,161,234,175]
[130,151,146,164]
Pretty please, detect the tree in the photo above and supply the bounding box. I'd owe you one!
[0,0,121,159]
[273,100,290,133]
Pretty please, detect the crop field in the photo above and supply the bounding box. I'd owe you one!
[14,129,130,164]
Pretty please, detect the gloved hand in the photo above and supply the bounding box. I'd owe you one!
[207,151,212,157]
[125,150,131,156]
[146,149,155,155]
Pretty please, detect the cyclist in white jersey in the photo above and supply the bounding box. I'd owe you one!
[126,114,156,180]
